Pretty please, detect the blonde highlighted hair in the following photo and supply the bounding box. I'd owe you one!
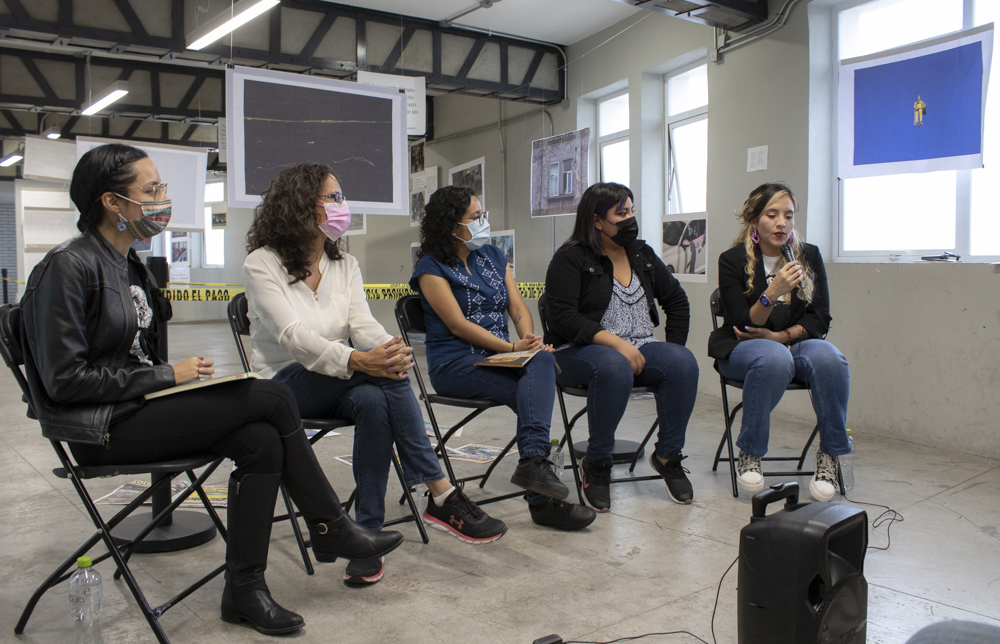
[732,183,814,304]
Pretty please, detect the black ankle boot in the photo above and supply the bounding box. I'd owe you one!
[279,427,405,562]
[221,473,304,635]
[307,514,404,563]
[221,573,304,635]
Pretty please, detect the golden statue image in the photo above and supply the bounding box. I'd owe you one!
[914,95,926,127]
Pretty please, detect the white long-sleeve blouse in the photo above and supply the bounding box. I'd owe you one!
[243,246,393,379]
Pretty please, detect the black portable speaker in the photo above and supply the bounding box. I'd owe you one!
[738,482,869,644]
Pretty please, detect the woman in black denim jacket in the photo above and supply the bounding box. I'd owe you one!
[20,143,401,636]
[543,182,699,513]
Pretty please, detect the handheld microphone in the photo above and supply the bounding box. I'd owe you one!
[780,243,795,263]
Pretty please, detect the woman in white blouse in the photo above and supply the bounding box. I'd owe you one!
[243,164,507,585]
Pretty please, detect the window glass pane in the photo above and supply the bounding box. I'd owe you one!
[667,118,708,215]
[667,65,708,116]
[971,0,1000,255]
[598,93,629,137]
[600,140,630,187]
[842,172,956,251]
[839,0,963,60]
[549,162,559,197]
[204,206,225,266]
[205,181,225,203]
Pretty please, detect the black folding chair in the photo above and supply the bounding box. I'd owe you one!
[394,295,524,506]
[537,295,661,506]
[709,288,845,498]
[227,293,427,567]
[0,304,227,644]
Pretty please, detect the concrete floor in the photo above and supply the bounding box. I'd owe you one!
[2,321,999,644]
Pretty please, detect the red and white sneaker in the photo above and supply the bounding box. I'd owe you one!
[343,557,385,585]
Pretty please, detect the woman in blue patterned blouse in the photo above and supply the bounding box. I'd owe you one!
[411,186,596,532]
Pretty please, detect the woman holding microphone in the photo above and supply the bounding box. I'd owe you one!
[709,183,850,500]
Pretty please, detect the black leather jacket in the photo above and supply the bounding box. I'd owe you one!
[543,240,690,348]
[20,231,175,445]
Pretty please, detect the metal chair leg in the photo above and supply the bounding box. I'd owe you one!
[628,419,659,473]
[796,425,821,470]
[556,389,585,505]
[280,483,313,575]
[479,435,518,488]
[392,451,429,543]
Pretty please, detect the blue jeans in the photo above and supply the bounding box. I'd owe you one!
[274,362,444,530]
[553,342,699,466]
[430,351,558,505]
[717,339,850,458]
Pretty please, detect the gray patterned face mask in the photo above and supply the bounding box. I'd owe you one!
[113,193,172,240]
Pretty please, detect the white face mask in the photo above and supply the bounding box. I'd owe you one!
[454,217,491,251]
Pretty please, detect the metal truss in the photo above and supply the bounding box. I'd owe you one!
[0,0,565,145]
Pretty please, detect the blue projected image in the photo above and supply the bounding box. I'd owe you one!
[853,42,983,166]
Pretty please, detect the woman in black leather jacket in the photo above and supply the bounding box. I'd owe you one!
[19,144,402,636]
[542,182,699,513]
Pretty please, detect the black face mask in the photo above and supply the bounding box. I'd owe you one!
[602,215,638,247]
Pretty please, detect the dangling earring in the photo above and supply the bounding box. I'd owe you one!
[788,230,794,242]
[116,212,128,233]
[750,228,759,244]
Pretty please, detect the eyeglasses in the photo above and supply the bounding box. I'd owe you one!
[465,210,489,226]
[318,192,346,204]
[130,183,168,199]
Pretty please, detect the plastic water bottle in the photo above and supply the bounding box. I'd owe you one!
[841,429,855,492]
[550,439,564,479]
[69,556,103,644]
[414,483,429,517]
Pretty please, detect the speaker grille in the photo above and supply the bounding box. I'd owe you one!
[817,574,867,644]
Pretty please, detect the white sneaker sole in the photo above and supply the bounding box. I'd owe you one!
[809,479,836,502]
[736,474,766,494]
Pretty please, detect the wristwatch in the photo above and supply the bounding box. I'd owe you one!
[759,293,776,308]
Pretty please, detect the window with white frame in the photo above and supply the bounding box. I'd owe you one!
[598,91,630,186]
[562,159,573,195]
[836,0,999,259]
[549,162,560,197]
[665,64,708,215]
[203,181,225,266]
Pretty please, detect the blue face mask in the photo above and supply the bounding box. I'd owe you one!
[455,217,491,251]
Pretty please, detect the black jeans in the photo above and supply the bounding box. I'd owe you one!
[71,378,302,478]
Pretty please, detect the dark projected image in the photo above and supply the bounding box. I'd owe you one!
[243,81,395,202]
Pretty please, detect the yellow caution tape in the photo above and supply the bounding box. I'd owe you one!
[160,282,547,303]
[2,277,25,284]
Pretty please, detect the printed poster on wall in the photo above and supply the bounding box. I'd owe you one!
[661,216,706,283]
[449,158,485,211]
[530,128,590,217]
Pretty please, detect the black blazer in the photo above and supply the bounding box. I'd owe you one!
[20,231,175,446]
[543,240,690,348]
[708,242,831,361]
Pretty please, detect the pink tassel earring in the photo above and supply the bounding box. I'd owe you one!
[750,229,759,244]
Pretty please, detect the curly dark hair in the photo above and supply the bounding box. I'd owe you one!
[246,163,343,284]
[70,143,148,232]
[417,185,475,268]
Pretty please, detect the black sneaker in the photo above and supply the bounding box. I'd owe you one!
[510,455,569,500]
[423,488,508,544]
[344,557,385,585]
[649,453,694,504]
[580,458,612,512]
[529,498,597,531]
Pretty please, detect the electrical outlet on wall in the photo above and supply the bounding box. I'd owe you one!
[747,145,768,172]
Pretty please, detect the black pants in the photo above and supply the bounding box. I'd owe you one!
[71,379,300,479]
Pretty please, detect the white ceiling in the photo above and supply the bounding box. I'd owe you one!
[324,0,641,46]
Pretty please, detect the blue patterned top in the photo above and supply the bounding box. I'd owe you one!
[410,244,510,372]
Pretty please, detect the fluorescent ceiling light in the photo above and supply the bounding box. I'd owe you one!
[81,81,129,116]
[0,154,23,167]
[187,0,280,51]
[43,127,61,139]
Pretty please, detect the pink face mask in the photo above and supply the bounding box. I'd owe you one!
[317,201,351,241]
